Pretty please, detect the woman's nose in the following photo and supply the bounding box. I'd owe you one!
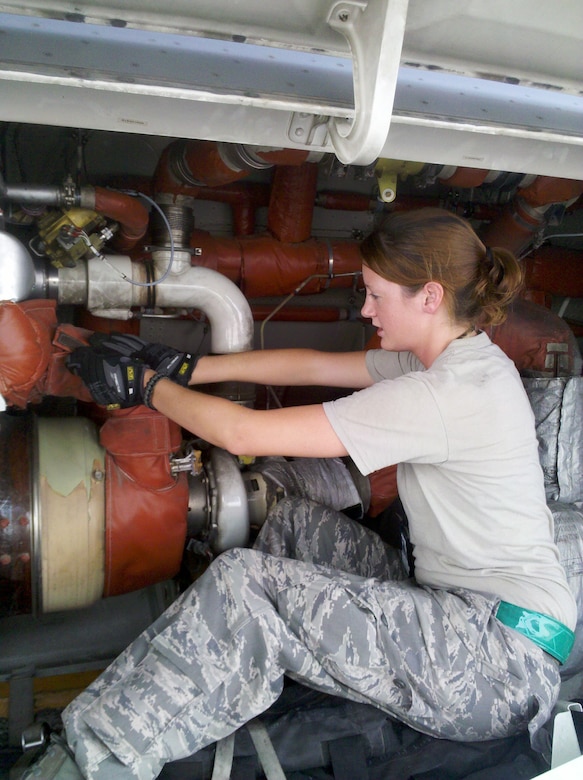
[361,295,374,319]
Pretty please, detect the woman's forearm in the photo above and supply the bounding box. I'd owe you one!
[190,348,372,389]
[147,371,348,458]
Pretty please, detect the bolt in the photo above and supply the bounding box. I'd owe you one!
[92,469,105,481]
[0,554,11,566]
[338,11,350,22]
[0,517,9,529]
[18,516,29,526]
[19,553,31,564]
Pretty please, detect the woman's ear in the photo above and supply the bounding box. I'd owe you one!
[422,282,445,313]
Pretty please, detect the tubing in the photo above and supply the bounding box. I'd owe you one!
[149,255,254,353]
[82,186,149,252]
[437,167,490,188]
[520,177,583,207]
[480,177,583,256]
[57,255,254,354]
[189,231,363,298]
[1,183,63,207]
[268,163,319,243]
[523,247,583,298]
[196,182,271,236]
[153,139,314,194]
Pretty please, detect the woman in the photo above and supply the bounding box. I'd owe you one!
[27,208,576,779]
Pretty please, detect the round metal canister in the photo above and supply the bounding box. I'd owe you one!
[0,413,34,616]
[0,413,106,616]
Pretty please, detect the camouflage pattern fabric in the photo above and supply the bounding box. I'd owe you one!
[61,498,560,779]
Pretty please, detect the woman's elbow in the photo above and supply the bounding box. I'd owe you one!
[213,417,259,457]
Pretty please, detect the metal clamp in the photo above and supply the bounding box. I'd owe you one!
[21,722,51,753]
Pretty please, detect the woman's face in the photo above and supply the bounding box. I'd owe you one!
[361,265,424,352]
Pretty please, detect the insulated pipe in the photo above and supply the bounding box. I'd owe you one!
[1,180,149,253]
[250,305,350,322]
[196,182,271,236]
[437,167,490,188]
[520,177,583,207]
[57,254,254,354]
[150,253,254,353]
[267,163,319,243]
[316,190,376,211]
[188,231,363,298]
[80,186,149,252]
[153,139,317,194]
[480,176,583,256]
[523,247,583,298]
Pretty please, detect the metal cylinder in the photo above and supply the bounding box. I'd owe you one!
[0,413,106,616]
[150,204,194,248]
[0,413,34,616]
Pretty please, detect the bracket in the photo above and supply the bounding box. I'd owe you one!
[326,0,409,165]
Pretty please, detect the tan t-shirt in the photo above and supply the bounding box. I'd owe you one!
[323,333,577,628]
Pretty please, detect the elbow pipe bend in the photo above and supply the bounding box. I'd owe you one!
[151,264,254,354]
[81,186,149,251]
[59,258,255,355]
[153,139,315,193]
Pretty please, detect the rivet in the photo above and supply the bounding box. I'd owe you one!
[0,517,9,529]
[18,516,30,526]
[0,554,11,566]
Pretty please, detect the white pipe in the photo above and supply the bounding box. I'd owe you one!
[57,253,254,353]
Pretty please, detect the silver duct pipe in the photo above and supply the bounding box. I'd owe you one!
[57,250,254,353]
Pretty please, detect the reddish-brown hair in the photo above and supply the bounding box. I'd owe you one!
[360,208,522,326]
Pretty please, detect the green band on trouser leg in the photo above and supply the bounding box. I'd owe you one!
[496,601,575,665]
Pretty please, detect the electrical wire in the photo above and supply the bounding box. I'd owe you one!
[543,232,583,240]
[102,189,175,288]
[259,271,361,351]
[259,270,362,409]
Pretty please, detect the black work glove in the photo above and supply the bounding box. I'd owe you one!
[66,347,147,408]
[89,332,198,386]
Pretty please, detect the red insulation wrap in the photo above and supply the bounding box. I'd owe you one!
[268,163,318,243]
[190,231,363,297]
[0,299,92,407]
[100,408,188,597]
[438,167,489,188]
[480,177,583,256]
[93,187,149,252]
[155,140,235,192]
[487,297,579,375]
[197,182,271,236]
[153,140,312,193]
[520,176,583,207]
[524,247,583,298]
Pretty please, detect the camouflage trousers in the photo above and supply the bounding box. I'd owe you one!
[62,498,560,779]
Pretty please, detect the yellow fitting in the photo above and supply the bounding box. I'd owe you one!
[375,159,425,203]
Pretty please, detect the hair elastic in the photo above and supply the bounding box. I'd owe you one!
[484,246,494,266]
